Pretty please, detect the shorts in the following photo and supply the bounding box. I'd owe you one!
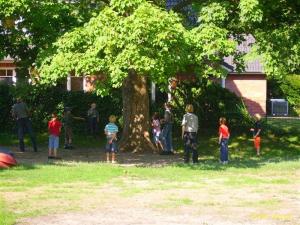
[105,139,118,153]
[153,132,162,144]
[49,135,59,149]
[254,136,261,149]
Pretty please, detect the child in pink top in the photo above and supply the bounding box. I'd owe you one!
[151,112,164,151]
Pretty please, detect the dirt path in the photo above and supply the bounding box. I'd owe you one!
[11,146,183,166]
[18,181,299,225]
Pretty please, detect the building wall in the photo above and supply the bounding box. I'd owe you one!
[0,57,17,84]
[225,74,266,116]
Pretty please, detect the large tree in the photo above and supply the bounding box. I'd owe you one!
[38,0,236,152]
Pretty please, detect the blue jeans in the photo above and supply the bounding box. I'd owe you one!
[220,138,229,162]
[162,123,173,152]
[183,132,198,163]
[17,118,37,152]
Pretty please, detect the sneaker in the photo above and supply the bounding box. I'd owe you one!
[48,156,54,159]
[64,145,69,149]
[111,160,117,164]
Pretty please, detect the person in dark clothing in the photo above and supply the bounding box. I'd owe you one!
[87,103,99,136]
[160,102,174,155]
[63,107,85,149]
[11,98,37,152]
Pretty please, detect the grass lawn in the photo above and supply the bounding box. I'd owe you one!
[0,124,299,225]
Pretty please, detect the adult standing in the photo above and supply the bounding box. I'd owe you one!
[87,103,99,136]
[161,102,174,155]
[181,104,199,163]
[11,98,38,152]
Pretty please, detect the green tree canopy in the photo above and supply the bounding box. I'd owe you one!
[172,0,300,77]
[37,0,236,152]
[38,0,236,93]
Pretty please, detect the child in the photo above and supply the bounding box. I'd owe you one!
[151,112,164,152]
[104,115,119,163]
[63,107,85,149]
[219,117,230,164]
[48,113,62,159]
[250,113,262,156]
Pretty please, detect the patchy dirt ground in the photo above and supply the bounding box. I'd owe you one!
[5,147,300,225]
[11,146,183,166]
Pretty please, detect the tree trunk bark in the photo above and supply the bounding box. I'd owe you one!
[119,70,156,153]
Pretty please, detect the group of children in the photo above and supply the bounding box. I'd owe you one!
[47,102,262,164]
[218,113,262,164]
[47,104,119,162]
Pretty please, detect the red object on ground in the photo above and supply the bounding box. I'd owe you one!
[0,161,9,168]
[0,153,17,168]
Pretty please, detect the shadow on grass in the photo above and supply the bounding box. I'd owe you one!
[2,131,299,171]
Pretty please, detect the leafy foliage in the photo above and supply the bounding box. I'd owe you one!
[268,75,300,115]
[180,0,300,77]
[0,83,122,133]
[38,0,236,94]
[170,80,252,132]
[0,0,108,77]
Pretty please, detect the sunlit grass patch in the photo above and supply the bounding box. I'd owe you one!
[0,197,15,225]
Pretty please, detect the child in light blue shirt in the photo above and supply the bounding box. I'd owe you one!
[104,115,118,163]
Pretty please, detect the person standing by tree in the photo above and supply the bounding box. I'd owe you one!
[48,112,62,159]
[182,104,199,163]
[250,114,262,156]
[219,117,230,164]
[161,102,174,155]
[11,97,38,152]
[151,112,164,152]
[87,102,99,137]
[104,115,119,163]
[63,107,85,149]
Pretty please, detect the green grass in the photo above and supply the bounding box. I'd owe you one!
[1,159,299,224]
[0,120,299,224]
[0,198,15,225]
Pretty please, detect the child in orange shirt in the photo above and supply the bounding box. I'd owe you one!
[219,117,230,164]
[250,114,262,156]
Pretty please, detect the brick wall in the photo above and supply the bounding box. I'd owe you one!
[225,74,266,116]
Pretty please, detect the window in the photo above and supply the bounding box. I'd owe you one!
[6,69,13,76]
[0,69,14,76]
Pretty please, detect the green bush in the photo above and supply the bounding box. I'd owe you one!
[0,83,122,134]
[268,75,300,116]
[169,80,252,133]
[0,83,14,132]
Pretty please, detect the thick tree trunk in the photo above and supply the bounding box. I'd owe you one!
[119,70,156,153]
